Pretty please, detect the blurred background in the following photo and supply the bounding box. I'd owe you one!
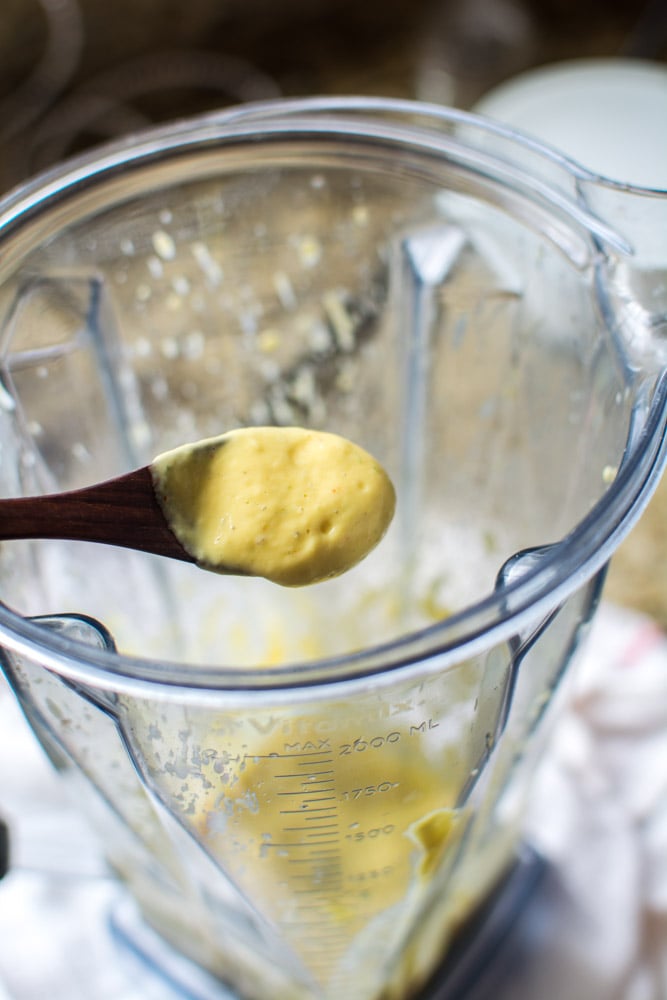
[0,0,665,621]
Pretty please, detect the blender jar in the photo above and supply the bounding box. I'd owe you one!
[0,98,665,1000]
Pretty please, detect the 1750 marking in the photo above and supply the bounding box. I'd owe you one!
[341,782,398,800]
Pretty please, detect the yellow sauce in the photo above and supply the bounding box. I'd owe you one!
[150,426,396,586]
[190,718,466,992]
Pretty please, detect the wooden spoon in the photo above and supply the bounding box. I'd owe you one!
[0,466,192,563]
[0,428,396,586]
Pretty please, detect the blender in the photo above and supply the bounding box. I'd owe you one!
[0,97,665,1000]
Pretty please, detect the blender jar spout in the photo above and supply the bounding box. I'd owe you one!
[584,177,667,376]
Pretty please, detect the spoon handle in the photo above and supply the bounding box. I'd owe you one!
[0,467,192,562]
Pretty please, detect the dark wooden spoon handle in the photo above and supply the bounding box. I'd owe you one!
[0,466,193,563]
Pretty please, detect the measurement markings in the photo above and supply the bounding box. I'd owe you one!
[294,900,343,908]
[298,880,343,888]
[274,772,321,780]
[291,884,343,892]
[287,857,340,864]
[285,817,338,826]
[302,872,343,880]
[298,872,343,881]
[277,798,336,807]
[264,839,339,848]
[290,876,342,886]
[295,883,343,891]
[300,780,335,787]
[250,751,333,759]
[276,790,336,798]
[291,868,343,893]
[287,874,341,884]
[256,749,345,937]
[305,860,342,868]
[290,871,342,880]
[290,875,342,884]
[283,823,338,831]
[295,886,343,896]
[294,879,343,891]
[280,807,337,814]
[274,768,333,779]
[286,865,341,875]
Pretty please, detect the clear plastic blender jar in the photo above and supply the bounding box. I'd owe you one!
[0,98,665,1000]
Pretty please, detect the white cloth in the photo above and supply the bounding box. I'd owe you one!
[501,604,667,1000]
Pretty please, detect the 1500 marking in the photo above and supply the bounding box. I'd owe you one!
[345,824,395,842]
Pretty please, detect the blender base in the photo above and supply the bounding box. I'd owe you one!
[417,845,547,1000]
[108,846,547,1000]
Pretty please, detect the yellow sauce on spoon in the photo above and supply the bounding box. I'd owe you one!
[150,426,396,586]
